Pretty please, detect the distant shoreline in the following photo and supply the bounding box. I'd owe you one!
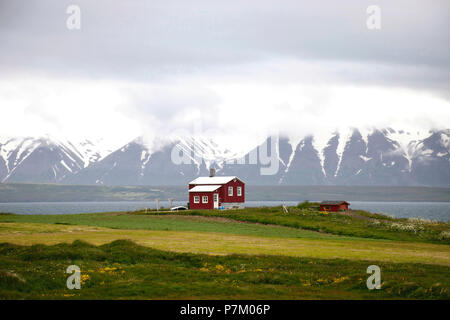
[1,200,449,221]
[1,183,449,203]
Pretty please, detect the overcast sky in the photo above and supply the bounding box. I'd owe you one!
[1,0,449,151]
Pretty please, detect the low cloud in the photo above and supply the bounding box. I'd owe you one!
[0,1,449,151]
[1,0,449,94]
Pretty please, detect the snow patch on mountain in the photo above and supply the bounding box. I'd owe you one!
[386,129,429,172]
[0,137,41,181]
[60,160,72,173]
[69,139,113,168]
[359,155,371,162]
[140,150,151,176]
[175,136,243,171]
[440,132,449,149]
[358,127,374,153]
[311,132,333,177]
[334,127,353,177]
[282,136,300,174]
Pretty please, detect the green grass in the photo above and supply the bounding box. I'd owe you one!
[2,206,449,244]
[1,222,448,266]
[0,207,448,300]
[131,206,450,244]
[0,240,448,300]
[0,213,353,240]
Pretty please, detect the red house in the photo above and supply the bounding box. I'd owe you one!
[319,201,350,212]
[188,170,245,210]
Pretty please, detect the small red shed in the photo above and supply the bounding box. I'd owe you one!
[319,201,350,212]
[188,171,245,210]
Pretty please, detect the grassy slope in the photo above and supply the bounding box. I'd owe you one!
[0,240,448,300]
[0,222,448,265]
[133,206,450,244]
[2,206,449,244]
[0,207,448,266]
[0,213,352,240]
[0,207,449,299]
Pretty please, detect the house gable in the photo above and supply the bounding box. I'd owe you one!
[188,176,245,209]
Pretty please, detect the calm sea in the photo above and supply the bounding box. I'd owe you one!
[0,200,449,222]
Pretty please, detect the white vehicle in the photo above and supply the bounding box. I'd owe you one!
[170,206,188,211]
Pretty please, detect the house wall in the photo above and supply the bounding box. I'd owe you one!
[188,178,245,209]
[220,179,245,204]
[320,204,349,212]
[189,192,214,210]
[320,205,337,212]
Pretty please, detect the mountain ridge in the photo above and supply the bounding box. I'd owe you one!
[1,128,448,187]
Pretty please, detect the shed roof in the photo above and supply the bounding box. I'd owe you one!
[189,185,222,193]
[320,201,350,205]
[189,176,239,185]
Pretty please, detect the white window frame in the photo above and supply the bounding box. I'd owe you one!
[237,186,242,196]
[202,195,208,203]
[228,186,233,196]
[193,196,200,204]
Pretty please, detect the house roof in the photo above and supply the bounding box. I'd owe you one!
[188,185,222,193]
[320,201,350,205]
[188,176,239,185]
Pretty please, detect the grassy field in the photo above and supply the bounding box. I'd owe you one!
[0,205,449,299]
[0,213,351,240]
[131,206,450,244]
[0,222,448,265]
[1,240,449,300]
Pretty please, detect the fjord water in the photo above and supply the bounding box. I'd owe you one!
[0,201,449,222]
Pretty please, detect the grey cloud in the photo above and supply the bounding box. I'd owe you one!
[0,0,449,95]
[118,84,222,135]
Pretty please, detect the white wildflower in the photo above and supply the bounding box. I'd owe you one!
[438,231,450,240]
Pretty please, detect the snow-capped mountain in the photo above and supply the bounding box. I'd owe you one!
[63,136,240,185]
[205,128,449,187]
[278,128,448,186]
[0,128,449,186]
[409,130,450,187]
[68,138,114,168]
[209,128,449,187]
[0,136,112,183]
